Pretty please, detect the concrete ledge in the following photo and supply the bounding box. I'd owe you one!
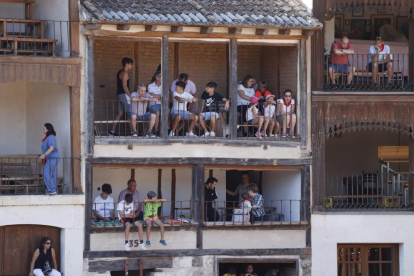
[0,194,85,206]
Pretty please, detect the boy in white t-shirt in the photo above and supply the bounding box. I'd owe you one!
[263,94,280,137]
[368,36,393,85]
[170,81,199,137]
[117,194,146,251]
[93,183,114,222]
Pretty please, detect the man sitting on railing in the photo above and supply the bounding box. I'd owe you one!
[368,36,393,85]
[205,177,220,222]
[93,183,114,222]
[328,36,355,90]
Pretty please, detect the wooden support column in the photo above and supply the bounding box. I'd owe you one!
[131,169,135,180]
[409,135,414,205]
[161,37,169,139]
[299,39,308,149]
[409,14,414,90]
[69,0,80,56]
[311,103,326,211]
[258,171,263,195]
[86,36,95,156]
[311,0,326,91]
[229,38,238,140]
[134,43,139,90]
[174,42,179,79]
[84,162,93,251]
[70,86,81,192]
[301,165,311,247]
[170,169,176,218]
[158,169,162,216]
[192,164,204,249]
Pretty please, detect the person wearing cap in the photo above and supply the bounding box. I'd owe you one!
[328,36,355,89]
[246,96,264,139]
[368,36,393,85]
[263,94,280,138]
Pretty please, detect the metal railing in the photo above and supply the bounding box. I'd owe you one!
[324,54,413,91]
[91,200,194,228]
[0,156,81,195]
[325,173,413,210]
[0,19,71,56]
[203,199,309,226]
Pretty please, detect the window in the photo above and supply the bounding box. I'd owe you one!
[337,244,399,276]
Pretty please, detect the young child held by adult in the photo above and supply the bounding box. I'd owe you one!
[232,192,252,223]
[247,184,265,224]
[117,194,146,251]
[263,94,280,137]
[143,191,168,247]
[199,82,230,137]
[246,96,264,139]
[255,81,272,112]
[130,84,158,138]
[170,81,199,137]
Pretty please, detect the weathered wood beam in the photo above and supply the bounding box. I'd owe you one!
[131,169,135,180]
[255,28,269,36]
[200,27,214,34]
[409,15,414,91]
[86,36,95,156]
[278,29,291,35]
[161,36,169,139]
[69,0,80,56]
[311,0,326,91]
[158,169,162,216]
[192,164,204,249]
[145,25,157,31]
[229,38,238,140]
[409,135,414,205]
[117,24,131,31]
[171,26,183,33]
[83,23,102,30]
[70,86,81,192]
[84,162,93,251]
[170,169,176,218]
[88,258,173,272]
[228,27,242,35]
[299,39,308,149]
[302,30,315,36]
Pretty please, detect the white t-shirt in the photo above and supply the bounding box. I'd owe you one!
[172,91,194,112]
[278,98,295,114]
[237,84,255,106]
[117,200,134,220]
[170,79,196,95]
[92,194,114,218]
[147,82,162,106]
[264,104,276,118]
[246,105,258,121]
[368,45,391,63]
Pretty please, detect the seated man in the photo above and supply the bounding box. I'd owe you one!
[93,183,114,222]
[328,36,355,89]
[368,36,393,85]
[130,84,158,138]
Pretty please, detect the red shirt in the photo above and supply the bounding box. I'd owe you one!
[328,42,353,65]
[255,90,272,98]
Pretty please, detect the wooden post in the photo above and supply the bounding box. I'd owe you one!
[229,38,238,140]
[158,169,162,216]
[174,42,179,79]
[134,43,139,89]
[192,164,204,249]
[170,169,176,218]
[69,0,80,56]
[161,37,169,139]
[299,39,308,149]
[131,169,135,180]
[409,135,414,206]
[258,171,263,195]
[209,170,213,178]
[409,14,414,90]
[311,0,326,91]
[84,162,93,251]
[86,36,95,156]
[70,86,81,192]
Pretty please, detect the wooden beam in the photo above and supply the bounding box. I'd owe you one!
[311,0,326,91]
[134,42,139,90]
[209,170,213,177]
[145,25,157,31]
[170,169,176,218]
[171,26,183,33]
[86,36,95,156]
[70,86,81,192]
[278,29,291,35]
[158,169,162,216]
[84,162,93,251]
[255,28,269,36]
[160,36,169,139]
[88,258,173,272]
[409,15,414,90]
[69,0,80,56]
[299,39,308,149]
[131,169,135,180]
[117,25,131,31]
[228,27,242,35]
[229,38,238,140]
[200,27,214,34]
[83,23,102,30]
[173,42,179,79]
[302,30,315,36]
[192,164,204,249]
[409,135,414,205]
[258,171,263,194]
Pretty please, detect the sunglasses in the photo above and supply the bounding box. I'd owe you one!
[45,243,51,245]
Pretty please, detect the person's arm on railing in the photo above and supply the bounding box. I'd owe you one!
[143,198,168,203]
[333,48,354,55]
[174,95,199,104]
[149,92,161,100]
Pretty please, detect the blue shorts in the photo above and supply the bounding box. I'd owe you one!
[149,104,161,113]
[328,63,348,73]
[130,112,151,121]
[172,110,192,120]
[200,112,219,121]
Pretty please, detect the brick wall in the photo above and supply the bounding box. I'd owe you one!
[261,45,279,96]
[237,45,262,89]
[279,46,298,99]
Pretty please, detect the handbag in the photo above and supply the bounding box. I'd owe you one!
[42,261,52,275]
[42,158,47,165]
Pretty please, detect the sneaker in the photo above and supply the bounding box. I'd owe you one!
[345,84,355,90]
[146,240,151,247]
[332,84,339,90]
[108,130,116,137]
[145,131,156,138]
[125,243,130,251]
[159,239,167,246]
[138,243,146,250]
[269,134,275,137]
[202,132,210,137]
[237,130,244,137]
[131,132,138,137]
[186,132,198,137]
[169,131,175,137]
[255,132,262,140]
[46,191,57,195]
[209,132,216,137]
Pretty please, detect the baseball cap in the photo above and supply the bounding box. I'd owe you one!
[266,94,275,100]
[250,97,259,104]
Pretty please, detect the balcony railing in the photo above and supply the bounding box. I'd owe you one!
[0,156,80,195]
[325,173,413,210]
[0,19,71,56]
[324,54,413,91]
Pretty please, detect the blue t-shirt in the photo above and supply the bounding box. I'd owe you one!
[41,135,60,159]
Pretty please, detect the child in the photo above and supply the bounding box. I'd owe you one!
[93,183,114,222]
[117,194,146,251]
[170,81,199,137]
[224,267,237,276]
[143,191,168,247]
[130,84,158,138]
[263,94,280,137]
[199,82,230,137]
[232,192,252,223]
[246,96,264,139]
[255,81,272,112]
[247,184,264,224]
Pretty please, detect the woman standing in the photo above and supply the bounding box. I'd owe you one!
[40,123,60,195]
[29,237,61,276]
[237,75,256,137]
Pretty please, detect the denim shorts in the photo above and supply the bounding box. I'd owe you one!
[130,112,151,121]
[149,104,161,113]
[116,94,131,112]
[172,110,192,120]
[328,63,348,73]
[200,112,219,121]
